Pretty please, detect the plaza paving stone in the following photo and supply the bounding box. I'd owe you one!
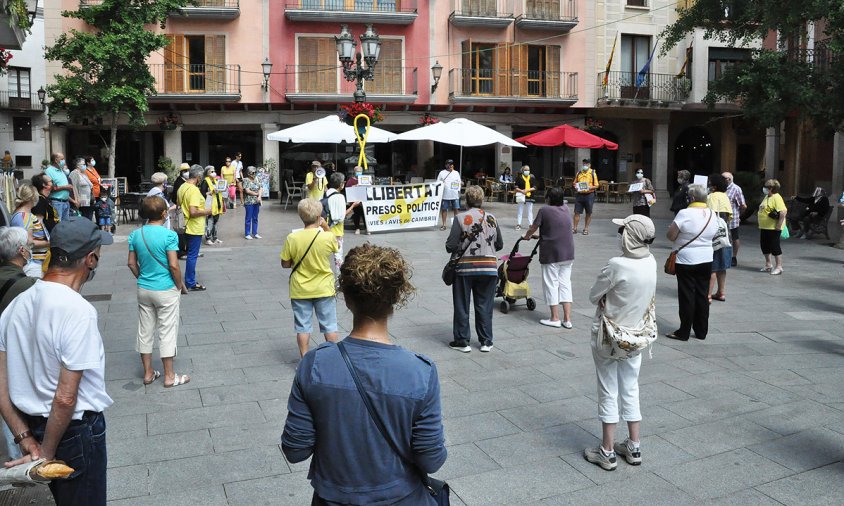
[4,196,844,505]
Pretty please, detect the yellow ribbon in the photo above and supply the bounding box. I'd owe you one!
[354,113,371,171]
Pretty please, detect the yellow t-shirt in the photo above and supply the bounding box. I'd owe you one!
[281,229,338,299]
[178,183,207,236]
[305,172,327,201]
[221,165,236,185]
[574,169,598,193]
[706,191,733,221]
[757,193,787,230]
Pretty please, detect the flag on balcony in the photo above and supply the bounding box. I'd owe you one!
[635,38,660,88]
[676,43,692,78]
[602,35,617,90]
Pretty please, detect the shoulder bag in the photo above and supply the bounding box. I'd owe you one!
[337,342,450,505]
[442,217,482,286]
[0,272,27,304]
[595,298,657,361]
[665,210,712,275]
[290,230,320,279]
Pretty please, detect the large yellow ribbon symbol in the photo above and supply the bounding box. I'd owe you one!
[354,114,371,171]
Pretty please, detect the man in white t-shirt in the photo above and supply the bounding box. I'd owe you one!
[437,159,462,230]
[0,216,113,505]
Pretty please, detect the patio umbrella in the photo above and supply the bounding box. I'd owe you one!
[395,118,525,174]
[266,114,398,144]
[515,124,618,149]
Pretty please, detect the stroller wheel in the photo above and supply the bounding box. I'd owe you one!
[499,300,510,314]
[526,298,537,311]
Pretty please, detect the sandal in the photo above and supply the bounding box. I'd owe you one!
[770,268,783,275]
[164,373,191,388]
[439,226,447,231]
[759,266,772,272]
[143,370,160,385]
[582,229,589,235]
[712,293,726,302]
[189,284,206,291]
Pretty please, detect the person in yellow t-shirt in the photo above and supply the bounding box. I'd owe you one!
[572,159,599,235]
[323,172,361,271]
[177,165,212,291]
[220,157,236,209]
[305,160,328,201]
[706,173,734,302]
[281,198,340,357]
[757,179,787,275]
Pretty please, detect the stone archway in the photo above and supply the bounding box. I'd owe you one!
[674,127,715,177]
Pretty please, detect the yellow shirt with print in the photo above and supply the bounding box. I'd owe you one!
[757,193,787,230]
[305,172,327,201]
[221,165,236,185]
[574,169,598,193]
[281,229,338,299]
[178,183,207,236]
[706,191,733,221]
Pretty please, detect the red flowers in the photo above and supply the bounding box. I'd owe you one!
[0,49,13,74]
[340,102,384,126]
[420,113,440,126]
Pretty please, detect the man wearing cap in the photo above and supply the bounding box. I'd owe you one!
[0,217,114,505]
[306,161,328,201]
[437,159,462,230]
[572,159,599,235]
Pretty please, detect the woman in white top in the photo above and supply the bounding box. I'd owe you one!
[665,185,718,341]
[583,214,657,471]
[69,157,93,220]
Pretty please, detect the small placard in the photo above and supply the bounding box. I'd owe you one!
[693,175,708,187]
[628,182,643,192]
[345,185,367,203]
[358,175,373,186]
[576,181,590,192]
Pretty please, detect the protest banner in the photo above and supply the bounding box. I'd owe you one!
[362,182,443,232]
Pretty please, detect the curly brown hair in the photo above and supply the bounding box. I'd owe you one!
[339,243,415,319]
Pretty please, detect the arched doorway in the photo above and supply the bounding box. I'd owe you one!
[589,129,619,181]
[674,127,715,177]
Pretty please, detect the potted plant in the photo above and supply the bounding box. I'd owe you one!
[157,113,182,130]
[419,113,440,126]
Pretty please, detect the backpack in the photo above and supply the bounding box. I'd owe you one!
[320,192,343,224]
[594,298,657,360]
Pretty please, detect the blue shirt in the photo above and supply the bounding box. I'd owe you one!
[282,338,446,505]
[45,166,70,200]
[128,225,178,291]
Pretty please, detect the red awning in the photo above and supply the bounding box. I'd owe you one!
[515,124,618,150]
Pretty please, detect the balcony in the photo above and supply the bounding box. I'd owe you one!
[284,0,418,25]
[448,68,577,105]
[0,0,29,50]
[515,0,577,32]
[596,71,691,106]
[285,65,418,103]
[450,0,514,28]
[787,40,836,73]
[148,64,241,102]
[0,91,43,111]
[81,0,240,19]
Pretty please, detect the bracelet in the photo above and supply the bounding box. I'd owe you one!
[13,429,32,444]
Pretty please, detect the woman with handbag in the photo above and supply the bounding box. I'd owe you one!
[584,214,657,471]
[665,185,718,341]
[445,186,504,353]
[706,173,733,301]
[758,179,788,275]
[281,243,448,505]
[514,166,537,231]
[127,196,190,387]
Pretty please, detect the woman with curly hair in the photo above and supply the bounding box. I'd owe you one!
[282,244,447,505]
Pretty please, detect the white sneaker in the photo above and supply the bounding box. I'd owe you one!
[584,446,617,471]
[613,438,642,465]
[206,240,214,246]
[253,234,263,239]
[480,344,493,353]
[561,321,573,329]
[245,235,253,240]
[214,239,223,244]
[540,319,562,328]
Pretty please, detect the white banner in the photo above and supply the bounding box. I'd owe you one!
[362,182,444,232]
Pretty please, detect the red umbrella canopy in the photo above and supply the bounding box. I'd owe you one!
[515,124,619,150]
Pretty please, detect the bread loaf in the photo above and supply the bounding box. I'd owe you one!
[34,461,74,479]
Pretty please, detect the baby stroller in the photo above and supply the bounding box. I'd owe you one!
[496,237,541,313]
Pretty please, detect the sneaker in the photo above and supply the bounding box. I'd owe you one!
[245,235,253,240]
[214,239,223,244]
[206,240,214,246]
[355,229,360,235]
[613,439,642,465]
[480,344,493,352]
[561,321,573,329]
[540,319,562,328]
[515,225,521,231]
[584,446,617,471]
[449,341,471,353]
[253,234,263,239]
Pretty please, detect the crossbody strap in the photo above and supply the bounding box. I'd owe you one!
[139,227,171,272]
[676,210,712,253]
[290,230,320,277]
[451,211,484,261]
[0,272,27,303]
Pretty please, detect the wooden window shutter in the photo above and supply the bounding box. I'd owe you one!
[164,35,186,93]
[369,39,402,94]
[204,35,226,93]
[546,45,560,97]
[298,38,317,93]
[317,37,336,93]
[462,39,471,95]
[510,44,527,96]
[494,43,509,95]
[299,37,336,93]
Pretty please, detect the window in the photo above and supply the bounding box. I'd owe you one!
[367,39,403,94]
[7,67,31,98]
[626,0,647,7]
[13,117,32,141]
[462,0,496,16]
[708,47,750,81]
[163,35,226,93]
[469,43,495,94]
[15,156,32,168]
[525,0,560,19]
[461,41,560,97]
[297,37,338,93]
[620,35,651,75]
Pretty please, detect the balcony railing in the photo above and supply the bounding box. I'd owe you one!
[450,0,514,27]
[285,65,418,103]
[149,64,241,101]
[786,40,836,73]
[82,0,240,18]
[516,0,577,31]
[597,71,691,105]
[448,68,577,103]
[0,91,43,111]
[285,0,418,25]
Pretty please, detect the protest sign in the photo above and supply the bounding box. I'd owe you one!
[257,168,271,197]
[362,182,444,232]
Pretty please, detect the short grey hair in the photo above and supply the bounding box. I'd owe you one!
[0,226,28,263]
[677,170,691,183]
[465,185,485,208]
[74,157,85,170]
[688,184,708,203]
[329,171,345,189]
[189,164,205,180]
[150,172,168,185]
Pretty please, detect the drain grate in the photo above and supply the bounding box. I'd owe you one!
[84,294,112,302]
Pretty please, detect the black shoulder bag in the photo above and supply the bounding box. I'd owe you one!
[337,342,450,505]
[0,272,27,304]
[290,230,321,278]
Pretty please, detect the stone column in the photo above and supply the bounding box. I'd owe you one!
[765,126,779,180]
[50,124,66,157]
[261,123,280,192]
[653,122,669,196]
[831,131,844,248]
[163,127,182,168]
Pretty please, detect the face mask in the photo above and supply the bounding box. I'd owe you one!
[677,178,683,184]
[523,170,530,175]
[210,172,216,177]
[617,232,624,252]
[355,172,362,177]
[21,246,32,264]
[636,172,644,179]
[100,196,107,202]
[58,160,65,168]
[762,188,769,195]
[582,166,589,171]
[91,160,96,167]
[181,171,189,179]
[63,168,70,175]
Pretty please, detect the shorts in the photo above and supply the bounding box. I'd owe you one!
[574,193,595,215]
[711,246,733,272]
[441,199,460,211]
[759,229,782,256]
[729,227,740,241]
[292,296,338,334]
[98,217,112,227]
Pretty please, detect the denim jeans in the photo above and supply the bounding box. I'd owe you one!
[51,199,70,221]
[205,214,220,241]
[452,275,496,345]
[245,203,260,236]
[2,420,21,460]
[26,411,107,506]
[185,234,203,288]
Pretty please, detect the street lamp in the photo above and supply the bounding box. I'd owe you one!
[37,86,46,107]
[261,58,273,90]
[336,24,381,103]
[430,61,443,94]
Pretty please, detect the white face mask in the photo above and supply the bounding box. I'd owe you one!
[91,160,96,167]
[677,178,683,184]
[181,171,189,179]
[523,170,530,175]
[355,172,362,177]
[636,172,644,179]
[762,188,769,195]
[582,165,589,171]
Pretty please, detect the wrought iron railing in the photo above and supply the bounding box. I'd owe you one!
[786,40,836,73]
[449,68,577,99]
[453,0,514,17]
[0,91,43,111]
[287,0,416,13]
[522,0,576,21]
[149,64,241,96]
[286,65,418,95]
[82,0,239,6]
[597,71,691,103]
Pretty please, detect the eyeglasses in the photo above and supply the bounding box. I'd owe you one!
[617,226,625,234]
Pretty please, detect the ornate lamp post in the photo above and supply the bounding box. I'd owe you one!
[335,24,381,103]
